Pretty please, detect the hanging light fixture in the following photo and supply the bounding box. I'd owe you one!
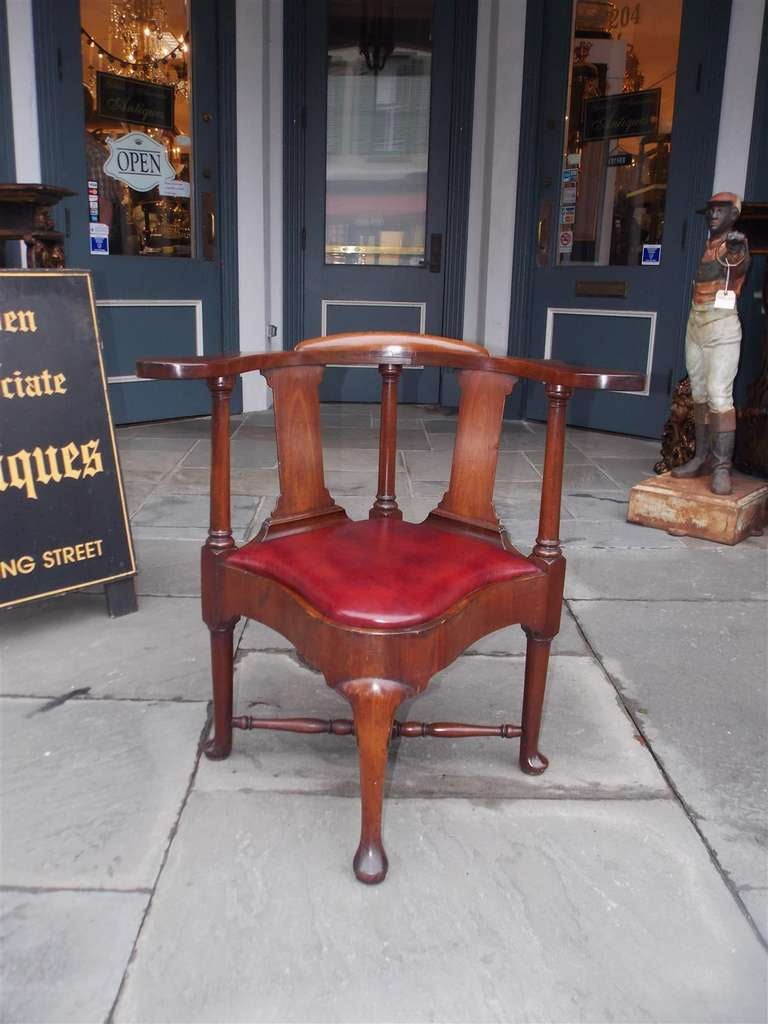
[359,0,395,74]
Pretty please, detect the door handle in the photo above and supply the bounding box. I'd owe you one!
[202,192,216,261]
[428,232,442,273]
[536,199,552,267]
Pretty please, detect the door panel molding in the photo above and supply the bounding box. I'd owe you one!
[544,307,655,398]
[97,299,204,383]
[321,299,427,337]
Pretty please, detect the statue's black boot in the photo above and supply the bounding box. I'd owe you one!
[709,410,736,496]
[672,402,712,478]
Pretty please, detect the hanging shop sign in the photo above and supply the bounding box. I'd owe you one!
[103,132,176,192]
[607,151,632,167]
[0,271,136,611]
[96,70,175,130]
[583,88,661,142]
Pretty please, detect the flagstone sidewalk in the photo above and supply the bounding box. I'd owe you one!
[1,407,766,1023]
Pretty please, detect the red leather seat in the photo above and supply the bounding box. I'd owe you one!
[226,518,541,630]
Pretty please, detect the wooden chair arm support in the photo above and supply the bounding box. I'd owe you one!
[136,333,645,392]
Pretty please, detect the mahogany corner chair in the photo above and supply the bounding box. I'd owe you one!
[137,334,644,884]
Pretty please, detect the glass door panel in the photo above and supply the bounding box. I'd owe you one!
[325,0,433,267]
[80,0,193,258]
[557,0,683,266]
[302,0,460,402]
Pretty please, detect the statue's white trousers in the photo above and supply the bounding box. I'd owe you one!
[685,304,741,413]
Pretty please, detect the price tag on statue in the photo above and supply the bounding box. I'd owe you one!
[713,256,738,309]
[713,289,736,310]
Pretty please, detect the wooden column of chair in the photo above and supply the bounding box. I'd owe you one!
[137,333,645,883]
[370,364,402,519]
[202,374,238,761]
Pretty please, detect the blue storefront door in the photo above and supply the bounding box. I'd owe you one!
[519,0,730,437]
[35,0,237,424]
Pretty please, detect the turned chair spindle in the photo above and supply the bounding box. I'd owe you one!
[371,364,402,519]
[137,333,645,884]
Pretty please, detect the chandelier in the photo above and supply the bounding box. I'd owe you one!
[82,0,190,100]
[359,0,395,74]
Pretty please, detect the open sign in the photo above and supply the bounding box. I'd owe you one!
[103,132,176,193]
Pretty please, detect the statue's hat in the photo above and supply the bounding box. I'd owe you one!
[696,191,742,214]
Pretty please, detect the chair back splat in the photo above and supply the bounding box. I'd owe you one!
[257,365,347,541]
[427,369,516,548]
[137,332,645,884]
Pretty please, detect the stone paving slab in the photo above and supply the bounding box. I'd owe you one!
[557,464,621,490]
[117,435,198,453]
[0,698,203,887]
[523,446,595,467]
[561,491,630,520]
[118,416,240,438]
[125,483,154,516]
[742,890,768,943]
[564,546,767,600]
[114,793,767,1024]
[0,889,147,1024]
[567,429,660,458]
[180,439,278,468]
[503,518,686,551]
[594,456,658,488]
[134,538,203,597]
[573,599,768,929]
[118,450,189,475]
[130,493,261,541]
[195,653,665,799]
[156,466,280,496]
[132,493,261,529]
[0,595,227,700]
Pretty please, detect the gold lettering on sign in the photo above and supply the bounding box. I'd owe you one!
[0,369,67,399]
[0,440,104,501]
[0,539,105,578]
[0,310,37,333]
[0,555,36,578]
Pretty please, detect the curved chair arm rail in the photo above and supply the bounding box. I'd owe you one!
[136,332,646,392]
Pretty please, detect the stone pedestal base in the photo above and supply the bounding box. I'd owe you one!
[627,473,768,545]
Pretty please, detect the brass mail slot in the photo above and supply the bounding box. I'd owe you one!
[575,281,629,298]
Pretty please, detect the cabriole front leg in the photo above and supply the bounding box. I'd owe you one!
[519,631,552,775]
[338,678,410,884]
[203,623,236,760]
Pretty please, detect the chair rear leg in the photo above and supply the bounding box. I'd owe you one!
[519,630,552,775]
[338,678,410,884]
[203,624,236,760]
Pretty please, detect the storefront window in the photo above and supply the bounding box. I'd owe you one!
[80,0,192,257]
[325,0,433,266]
[558,0,683,266]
